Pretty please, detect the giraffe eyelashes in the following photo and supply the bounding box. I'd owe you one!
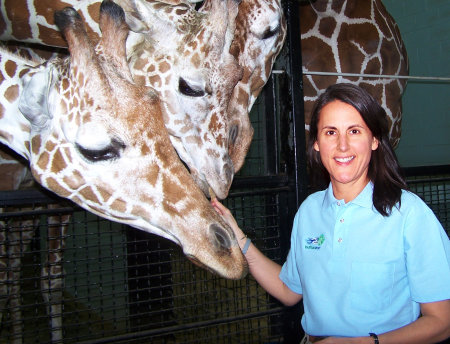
[178,77,206,97]
[75,139,126,162]
[261,25,280,40]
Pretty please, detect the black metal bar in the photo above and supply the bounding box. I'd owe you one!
[264,75,279,175]
[77,307,285,344]
[402,165,450,177]
[280,1,306,342]
[0,207,74,218]
[0,188,66,206]
[231,174,289,188]
[229,186,291,198]
[406,177,450,184]
[286,0,308,210]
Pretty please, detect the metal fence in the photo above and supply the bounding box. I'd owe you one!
[404,166,450,236]
[0,186,291,344]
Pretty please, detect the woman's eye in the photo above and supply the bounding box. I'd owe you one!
[76,139,126,162]
[349,129,360,134]
[325,130,336,136]
[178,77,205,97]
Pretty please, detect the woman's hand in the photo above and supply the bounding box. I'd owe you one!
[211,200,303,306]
[211,199,247,249]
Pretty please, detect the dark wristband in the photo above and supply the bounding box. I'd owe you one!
[369,333,379,344]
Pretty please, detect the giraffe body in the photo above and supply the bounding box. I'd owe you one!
[0,182,69,343]
[300,0,409,147]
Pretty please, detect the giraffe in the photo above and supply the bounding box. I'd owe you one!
[0,0,246,200]
[124,0,244,199]
[0,1,247,341]
[299,0,409,147]
[227,0,287,172]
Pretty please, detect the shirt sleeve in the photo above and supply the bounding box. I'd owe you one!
[403,192,450,302]
[279,211,304,295]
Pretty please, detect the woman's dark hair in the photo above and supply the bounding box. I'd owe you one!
[307,83,407,216]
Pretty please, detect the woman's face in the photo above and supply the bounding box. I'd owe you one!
[314,100,379,196]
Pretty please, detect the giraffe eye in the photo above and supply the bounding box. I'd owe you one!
[76,139,126,162]
[262,25,279,39]
[178,77,205,97]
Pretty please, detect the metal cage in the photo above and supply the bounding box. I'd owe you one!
[0,187,295,343]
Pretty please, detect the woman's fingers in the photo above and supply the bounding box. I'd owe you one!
[211,199,244,237]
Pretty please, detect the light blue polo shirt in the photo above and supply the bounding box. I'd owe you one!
[279,182,450,337]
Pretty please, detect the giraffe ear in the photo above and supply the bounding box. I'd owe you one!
[18,66,58,129]
[123,0,193,34]
[120,0,154,33]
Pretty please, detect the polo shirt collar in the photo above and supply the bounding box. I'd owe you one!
[323,181,374,210]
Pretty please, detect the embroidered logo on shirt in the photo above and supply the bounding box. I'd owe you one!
[305,234,325,250]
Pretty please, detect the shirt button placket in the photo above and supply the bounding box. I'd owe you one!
[333,206,346,257]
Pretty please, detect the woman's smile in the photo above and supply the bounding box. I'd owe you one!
[334,155,355,164]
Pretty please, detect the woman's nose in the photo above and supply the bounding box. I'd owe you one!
[338,134,349,151]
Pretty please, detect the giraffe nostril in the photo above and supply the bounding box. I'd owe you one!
[224,163,234,183]
[210,224,231,250]
[229,124,239,145]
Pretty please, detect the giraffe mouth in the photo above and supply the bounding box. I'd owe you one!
[170,138,232,199]
[176,152,213,196]
[186,255,215,273]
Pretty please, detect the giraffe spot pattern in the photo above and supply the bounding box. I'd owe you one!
[6,0,32,40]
[110,197,127,214]
[50,148,68,174]
[62,169,85,191]
[5,84,18,103]
[5,60,17,78]
[45,176,71,198]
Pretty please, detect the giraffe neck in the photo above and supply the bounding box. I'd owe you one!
[0,47,44,160]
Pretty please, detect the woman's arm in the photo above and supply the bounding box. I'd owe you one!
[318,299,450,344]
[377,299,450,344]
[212,199,302,306]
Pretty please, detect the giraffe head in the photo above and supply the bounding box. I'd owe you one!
[122,0,244,199]
[227,0,286,172]
[16,0,247,279]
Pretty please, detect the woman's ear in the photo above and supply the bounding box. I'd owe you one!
[372,137,379,150]
[314,141,320,152]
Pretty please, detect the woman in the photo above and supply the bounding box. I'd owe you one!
[212,84,450,343]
